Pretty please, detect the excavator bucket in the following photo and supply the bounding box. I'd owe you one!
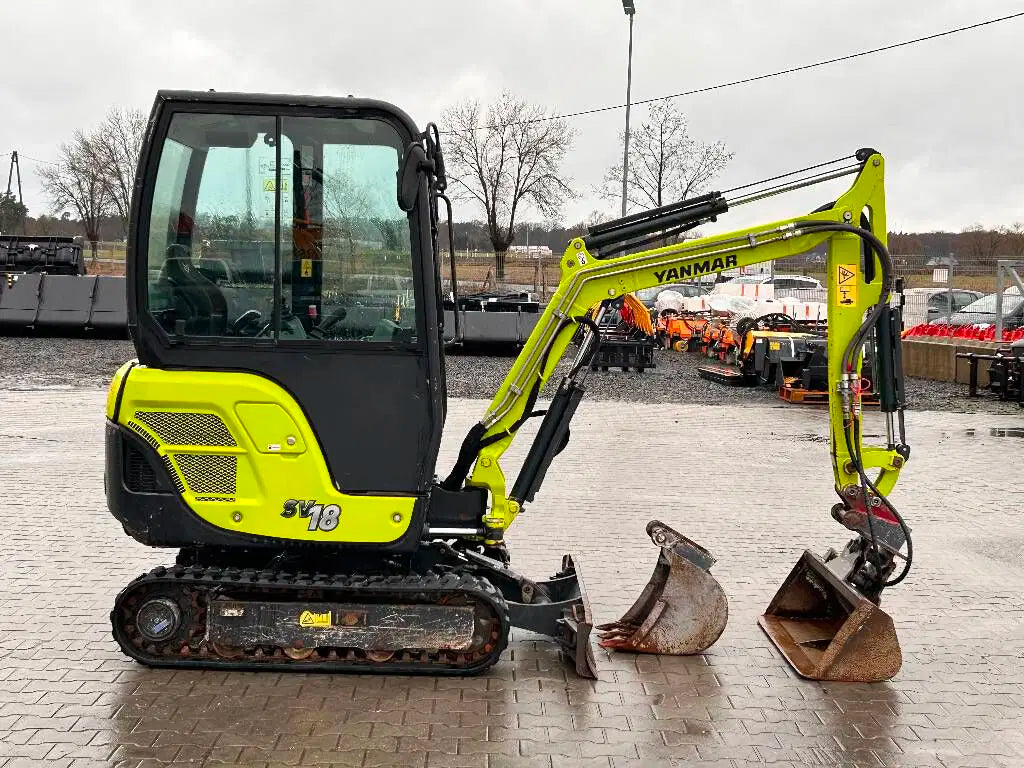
[759,549,901,682]
[596,521,728,654]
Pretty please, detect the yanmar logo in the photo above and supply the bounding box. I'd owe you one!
[298,610,332,628]
[653,253,738,283]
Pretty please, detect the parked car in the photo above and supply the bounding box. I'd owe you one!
[341,273,415,307]
[635,282,708,311]
[722,274,824,290]
[903,287,984,324]
[929,289,1024,330]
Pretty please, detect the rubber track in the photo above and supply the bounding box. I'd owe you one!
[111,564,510,675]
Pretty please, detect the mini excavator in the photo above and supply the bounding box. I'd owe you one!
[106,91,912,682]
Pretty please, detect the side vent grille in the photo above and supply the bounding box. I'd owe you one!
[127,421,160,451]
[123,443,159,493]
[173,454,237,495]
[133,411,236,447]
[161,455,187,495]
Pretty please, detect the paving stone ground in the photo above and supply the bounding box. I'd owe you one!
[1,389,1023,768]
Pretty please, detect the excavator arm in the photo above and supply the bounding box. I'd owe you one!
[443,149,912,682]
[450,150,906,528]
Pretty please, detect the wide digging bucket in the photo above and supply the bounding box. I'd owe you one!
[596,520,728,654]
[759,549,901,682]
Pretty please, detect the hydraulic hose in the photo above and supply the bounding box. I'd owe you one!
[443,315,595,490]
[793,219,913,588]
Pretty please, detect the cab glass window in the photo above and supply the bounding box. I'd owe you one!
[279,116,414,342]
[144,111,416,343]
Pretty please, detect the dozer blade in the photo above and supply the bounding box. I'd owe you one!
[555,555,598,679]
[596,520,728,654]
[759,549,901,682]
[503,553,598,679]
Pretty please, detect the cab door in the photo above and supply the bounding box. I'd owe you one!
[128,92,445,495]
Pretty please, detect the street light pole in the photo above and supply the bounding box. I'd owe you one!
[620,1,636,217]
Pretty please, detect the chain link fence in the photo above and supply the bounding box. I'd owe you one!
[772,251,1022,330]
[87,240,1024,331]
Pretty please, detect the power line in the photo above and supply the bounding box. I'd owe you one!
[16,153,59,166]
[471,10,1024,130]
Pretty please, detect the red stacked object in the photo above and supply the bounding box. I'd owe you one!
[900,323,1022,341]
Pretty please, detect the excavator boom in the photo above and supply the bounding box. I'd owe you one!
[445,149,911,681]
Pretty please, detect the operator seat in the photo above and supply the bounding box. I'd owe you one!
[161,245,229,335]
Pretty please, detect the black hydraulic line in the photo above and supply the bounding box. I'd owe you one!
[842,421,914,587]
[509,382,586,505]
[584,193,728,253]
[441,422,488,491]
[566,315,602,379]
[728,150,876,209]
[792,220,889,378]
[442,318,576,491]
[588,191,720,233]
[793,219,914,588]
[727,164,863,208]
[588,150,872,257]
[593,217,714,259]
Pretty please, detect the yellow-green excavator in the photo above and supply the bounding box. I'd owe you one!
[106,91,911,681]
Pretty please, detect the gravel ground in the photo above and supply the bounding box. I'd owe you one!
[1,335,1021,414]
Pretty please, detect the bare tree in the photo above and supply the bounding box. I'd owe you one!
[999,222,1024,258]
[601,99,733,212]
[88,108,147,228]
[958,224,1003,267]
[442,93,574,279]
[39,133,111,261]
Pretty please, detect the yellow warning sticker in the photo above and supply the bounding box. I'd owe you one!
[837,263,858,306]
[263,178,289,192]
[298,610,331,628]
[300,258,313,278]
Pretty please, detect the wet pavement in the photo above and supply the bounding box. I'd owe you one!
[1,389,1023,767]
[3,335,1023,416]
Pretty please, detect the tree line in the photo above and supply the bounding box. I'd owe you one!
[6,94,732,277]
[2,109,148,258]
[8,92,1023,279]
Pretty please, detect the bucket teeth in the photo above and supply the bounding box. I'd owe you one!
[596,521,728,655]
[759,549,902,682]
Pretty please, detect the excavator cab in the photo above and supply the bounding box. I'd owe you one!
[128,97,443,497]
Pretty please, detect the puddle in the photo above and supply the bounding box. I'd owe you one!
[793,433,829,443]
[789,432,881,443]
[964,427,1024,438]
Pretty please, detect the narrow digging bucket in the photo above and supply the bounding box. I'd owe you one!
[596,520,728,654]
[759,550,901,682]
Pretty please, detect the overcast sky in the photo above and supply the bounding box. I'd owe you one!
[2,0,1022,234]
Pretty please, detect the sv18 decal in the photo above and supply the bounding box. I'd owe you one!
[281,499,340,532]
